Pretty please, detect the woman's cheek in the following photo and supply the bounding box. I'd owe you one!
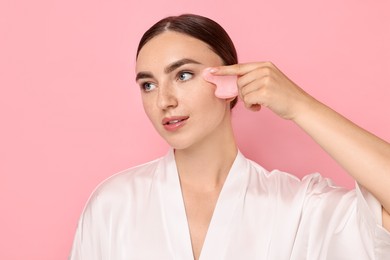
[141,96,158,122]
[175,81,204,102]
[193,78,218,100]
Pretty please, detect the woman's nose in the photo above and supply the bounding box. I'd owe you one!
[156,84,178,110]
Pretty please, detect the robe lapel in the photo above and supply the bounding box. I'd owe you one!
[158,149,194,260]
[158,149,249,260]
[199,151,249,260]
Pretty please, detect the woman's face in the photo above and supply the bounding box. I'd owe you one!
[135,31,233,150]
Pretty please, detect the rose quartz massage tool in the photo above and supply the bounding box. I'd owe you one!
[202,68,238,99]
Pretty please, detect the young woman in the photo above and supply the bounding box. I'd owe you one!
[70,14,390,259]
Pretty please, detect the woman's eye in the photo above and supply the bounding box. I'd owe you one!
[177,72,193,81]
[141,82,156,92]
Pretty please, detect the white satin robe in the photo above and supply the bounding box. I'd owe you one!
[70,150,390,259]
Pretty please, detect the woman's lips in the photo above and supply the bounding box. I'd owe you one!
[162,116,189,131]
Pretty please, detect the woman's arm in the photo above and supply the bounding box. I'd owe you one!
[211,62,390,231]
[293,91,390,231]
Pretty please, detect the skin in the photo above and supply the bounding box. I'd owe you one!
[211,62,390,231]
[136,31,237,260]
[136,31,390,259]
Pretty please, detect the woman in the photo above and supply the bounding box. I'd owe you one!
[70,14,390,259]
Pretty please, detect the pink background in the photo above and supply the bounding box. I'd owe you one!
[1,0,389,259]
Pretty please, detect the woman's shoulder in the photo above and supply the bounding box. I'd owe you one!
[86,156,164,205]
[103,157,162,186]
[245,156,347,195]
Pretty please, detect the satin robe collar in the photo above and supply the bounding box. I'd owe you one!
[157,149,250,260]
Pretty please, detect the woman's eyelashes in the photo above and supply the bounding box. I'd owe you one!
[177,71,194,82]
[141,82,157,92]
[139,71,195,92]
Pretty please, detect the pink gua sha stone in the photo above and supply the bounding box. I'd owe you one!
[202,68,238,99]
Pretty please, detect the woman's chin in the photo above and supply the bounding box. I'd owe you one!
[166,142,191,150]
[163,137,198,151]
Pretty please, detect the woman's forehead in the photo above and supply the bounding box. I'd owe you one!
[136,31,222,71]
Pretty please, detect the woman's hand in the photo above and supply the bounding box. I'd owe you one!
[212,62,390,229]
[211,62,315,120]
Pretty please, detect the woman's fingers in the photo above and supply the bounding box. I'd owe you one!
[211,62,270,76]
[211,61,314,120]
[242,90,263,111]
[212,62,273,100]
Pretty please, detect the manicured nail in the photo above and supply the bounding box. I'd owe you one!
[208,67,218,73]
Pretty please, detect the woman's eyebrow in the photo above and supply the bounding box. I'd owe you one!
[164,58,202,74]
[136,72,153,82]
[136,58,202,82]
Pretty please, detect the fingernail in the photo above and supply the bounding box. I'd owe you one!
[208,67,218,73]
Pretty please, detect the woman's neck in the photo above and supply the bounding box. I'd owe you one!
[174,127,237,192]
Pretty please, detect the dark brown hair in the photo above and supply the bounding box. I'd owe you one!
[136,14,238,108]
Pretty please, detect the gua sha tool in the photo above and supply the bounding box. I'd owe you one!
[202,68,238,99]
